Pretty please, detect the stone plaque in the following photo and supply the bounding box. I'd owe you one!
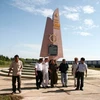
[48,45,58,56]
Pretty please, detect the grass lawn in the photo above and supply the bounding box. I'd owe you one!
[0,94,23,100]
[0,65,9,68]
[89,67,100,71]
[0,60,11,68]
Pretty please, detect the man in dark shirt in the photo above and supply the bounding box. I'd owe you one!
[59,59,69,87]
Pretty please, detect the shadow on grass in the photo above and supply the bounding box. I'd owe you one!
[0,94,23,100]
[0,93,12,95]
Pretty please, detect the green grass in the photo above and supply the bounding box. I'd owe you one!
[0,65,9,68]
[89,67,100,70]
[0,95,23,100]
[0,61,11,68]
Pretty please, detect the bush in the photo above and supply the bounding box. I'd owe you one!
[0,60,11,67]
[0,60,6,65]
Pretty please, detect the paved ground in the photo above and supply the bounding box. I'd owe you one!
[0,69,100,100]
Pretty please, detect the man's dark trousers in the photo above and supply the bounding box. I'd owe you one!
[77,72,84,89]
[12,76,21,92]
[36,71,43,89]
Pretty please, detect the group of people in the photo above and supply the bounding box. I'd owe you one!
[35,58,69,89]
[35,58,58,89]
[8,55,87,94]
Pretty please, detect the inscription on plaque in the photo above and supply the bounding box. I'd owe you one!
[48,45,58,56]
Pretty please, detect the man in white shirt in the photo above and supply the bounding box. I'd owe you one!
[42,58,49,88]
[75,57,87,91]
[8,55,23,94]
[72,58,78,87]
[35,58,43,89]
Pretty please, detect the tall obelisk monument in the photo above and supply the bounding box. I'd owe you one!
[40,8,63,60]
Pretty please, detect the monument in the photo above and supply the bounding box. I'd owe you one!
[40,8,63,60]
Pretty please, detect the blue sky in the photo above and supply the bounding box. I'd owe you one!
[0,0,100,60]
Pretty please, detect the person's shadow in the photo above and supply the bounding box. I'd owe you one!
[0,93,12,95]
[0,86,37,92]
[0,82,37,93]
[42,87,76,95]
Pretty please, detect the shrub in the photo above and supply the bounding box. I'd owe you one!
[0,60,6,65]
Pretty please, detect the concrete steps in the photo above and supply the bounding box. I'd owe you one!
[0,64,99,80]
[0,69,74,77]
[0,64,74,79]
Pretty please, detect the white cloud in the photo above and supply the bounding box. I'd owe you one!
[74,26,83,30]
[24,7,34,13]
[84,19,94,26]
[63,5,95,14]
[36,8,53,17]
[63,25,93,36]
[79,26,83,30]
[61,6,80,21]
[11,0,53,17]
[82,5,95,14]
[64,6,80,13]
[63,25,83,31]
[12,0,49,6]
[32,0,50,5]
[61,5,95,21]
[79,32,92,36]
[64,13,79,21]
[84,19,99,28]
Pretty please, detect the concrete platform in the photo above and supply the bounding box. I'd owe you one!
[0,69,100,100]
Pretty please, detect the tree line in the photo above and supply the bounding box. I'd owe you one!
[0,55,38,65]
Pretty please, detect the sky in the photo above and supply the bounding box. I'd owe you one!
[0,0,100,60]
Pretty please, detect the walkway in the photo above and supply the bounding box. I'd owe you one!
[0,69,100,100]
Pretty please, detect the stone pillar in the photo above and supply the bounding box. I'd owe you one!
[40,8,63,60]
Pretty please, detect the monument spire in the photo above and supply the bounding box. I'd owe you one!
[40,8,63,60]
